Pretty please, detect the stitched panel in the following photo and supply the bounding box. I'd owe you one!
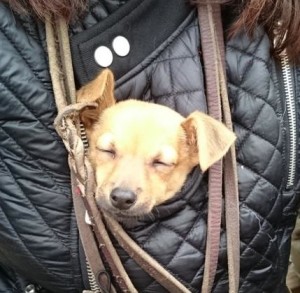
[115,20,207,117]
[0,4,82,292]
[112,19,299,293]
[70,0,129,35]
[225,28,292,293]
[0,2,298,292]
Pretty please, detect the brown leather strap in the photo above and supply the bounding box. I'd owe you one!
[47,14,193,293]
[81,162,138,293]
[46,17,136,292]
[197,4,223,292]
[45,18,68,111]
[217,26,240,293]
[47,7,239,293]
[213,7,240,293]
[71,170,115,293]
[54,101,192,293]
[103,213,192,293]
[197,3,240,293]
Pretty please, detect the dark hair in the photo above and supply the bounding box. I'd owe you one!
[2,0,87,21]
[228,0,300,63]
[192,0,300,63]
[4,0,300,63]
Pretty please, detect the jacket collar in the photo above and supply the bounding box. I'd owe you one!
[71,0,192,85]
[122,167,205,229]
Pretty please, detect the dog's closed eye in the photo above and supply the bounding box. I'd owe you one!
[151,146,177,171]
[152,159,174,167]
[97,147,116,158]
[95,133,116,158]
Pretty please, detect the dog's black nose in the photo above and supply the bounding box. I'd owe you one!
[110,188,137,210]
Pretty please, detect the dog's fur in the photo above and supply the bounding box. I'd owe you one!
[77,70,235,221]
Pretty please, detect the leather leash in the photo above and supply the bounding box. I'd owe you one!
[45,15,191,293]
[197,4,223,292]
[45,2,240,292]
[197,2,240,293]
[45,18,135,293]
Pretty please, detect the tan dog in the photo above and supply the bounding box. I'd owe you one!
[77,69,235,220]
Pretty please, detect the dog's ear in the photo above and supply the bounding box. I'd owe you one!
[77,69,116,128]
[181,111,236,172]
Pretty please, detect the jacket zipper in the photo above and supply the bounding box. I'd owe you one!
[280,52,297,189]
[80,124,100,293]
[86,260,101,292]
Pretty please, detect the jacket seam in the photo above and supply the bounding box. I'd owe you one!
[0,154,73,253]
[229,83,278,115]
[0,199,69,281]
[0,25,49,87]
[234,121,281,150]
[0,80,61,144]
[0,126,69,196]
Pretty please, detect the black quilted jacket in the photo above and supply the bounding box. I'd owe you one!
[0,0,299,292]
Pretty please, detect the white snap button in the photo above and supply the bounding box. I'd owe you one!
[94,46,113,67]
[112,36,130,57]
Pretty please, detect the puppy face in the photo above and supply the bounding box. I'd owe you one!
[77,70,235,220]
[88,101,194,218]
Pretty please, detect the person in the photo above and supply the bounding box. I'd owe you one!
[0,0,299,292]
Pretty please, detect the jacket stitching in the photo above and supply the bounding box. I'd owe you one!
[235,103,266,152]
[89,1,108,20]
[236,38,263,84]
[238,138,281,188]
[237,160,279,191]
[0,126,68,196]
[167,213,204,266]
[153,89,202,100]
[168,49,175,102]
[0,25,49,86]
[247,130,281,182]
[227,45,270,70]
[142,221,199,291]
[229,83,277,114]
[0,197,71,281]
[0,80,61,144]
[0,155,73,253]
[239,200,282,290]
[234,122,281,150]
[153,54,198,64]
[139,222,160,247]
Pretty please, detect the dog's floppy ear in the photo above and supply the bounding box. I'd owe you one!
[181,111,236,172]
[77,69,116,128]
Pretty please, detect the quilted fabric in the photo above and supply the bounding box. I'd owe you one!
[0,0,299,292]
[113,168,207,293]
[71,0,129,35]
[110,16,300,292]
[226,30,292,292]
[114,15,207,116]
[0,3,83,293]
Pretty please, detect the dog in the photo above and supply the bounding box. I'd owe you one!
[77,69,235,221]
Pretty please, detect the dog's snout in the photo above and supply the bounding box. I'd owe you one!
[110,188,137,210]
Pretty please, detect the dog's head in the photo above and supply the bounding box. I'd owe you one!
[77,70,235,220]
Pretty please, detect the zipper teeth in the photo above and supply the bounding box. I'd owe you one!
[80,122,89,153]
[80,124,98,292]
[86,260,101,292]
[280,53,297,188]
